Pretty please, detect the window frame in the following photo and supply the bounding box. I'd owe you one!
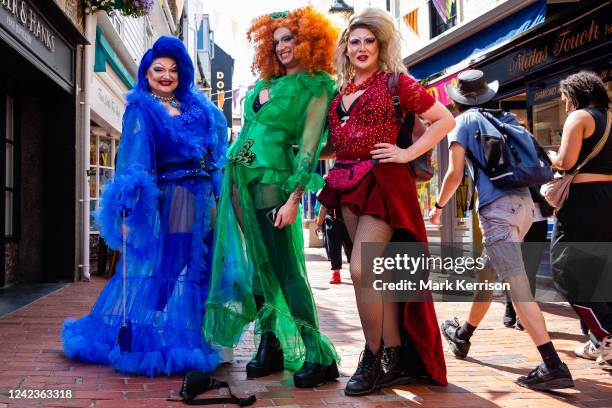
[89,127,119,233]
[429,0,458,39]
[3,94,19,242]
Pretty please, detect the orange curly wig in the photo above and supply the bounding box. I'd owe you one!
[247,6,339,81]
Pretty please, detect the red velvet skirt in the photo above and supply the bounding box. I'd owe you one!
[318,162,447,385]
[318,162,428,242]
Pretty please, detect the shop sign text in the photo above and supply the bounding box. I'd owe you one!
[482,8,611,85]
[2,0,55,51]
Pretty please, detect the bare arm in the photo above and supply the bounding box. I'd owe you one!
[371,101,455,163]
[429,143,465,225]
[410,101,456,159]
[548,110,593,170]
[276,90,329,228]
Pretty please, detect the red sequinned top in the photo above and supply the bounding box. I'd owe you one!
[329,72,435,160]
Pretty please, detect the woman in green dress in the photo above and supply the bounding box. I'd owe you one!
[204,6,340,388]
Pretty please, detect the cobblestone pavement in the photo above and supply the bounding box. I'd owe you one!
[0,245,611,408]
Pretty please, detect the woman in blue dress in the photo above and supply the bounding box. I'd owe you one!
[62,36,227,377]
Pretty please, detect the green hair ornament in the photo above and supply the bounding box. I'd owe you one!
[270,11,289,19]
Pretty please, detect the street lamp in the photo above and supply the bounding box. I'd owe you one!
[329,0,354,17]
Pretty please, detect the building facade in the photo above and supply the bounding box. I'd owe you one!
[401,0,611,254]
[83,2,179,280]
[0,0,87,287]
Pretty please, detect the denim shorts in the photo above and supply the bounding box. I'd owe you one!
[478,194,534,280]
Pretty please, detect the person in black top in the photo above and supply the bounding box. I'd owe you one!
[547,71,612,370]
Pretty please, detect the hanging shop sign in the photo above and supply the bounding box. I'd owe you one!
[211,43,234,128]
[0,0,74,88]
[482,7,611,86]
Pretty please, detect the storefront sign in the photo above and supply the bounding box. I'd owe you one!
[1,0,55,50]
[425,69,466,106]
[91,75,125,132]
[211,43,234,128]
[482,7,611,85]
[0,0,74,87]
[528,58,612,106]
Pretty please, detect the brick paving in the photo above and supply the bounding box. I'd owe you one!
[0,245,611,408]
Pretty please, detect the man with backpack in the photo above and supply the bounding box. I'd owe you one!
[429,70,574,390]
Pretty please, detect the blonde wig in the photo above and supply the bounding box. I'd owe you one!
[335,7,407,89]
[247,6,339,81]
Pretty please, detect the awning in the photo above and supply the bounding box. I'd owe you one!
[408,0,546,80]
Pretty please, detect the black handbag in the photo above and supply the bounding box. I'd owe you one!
[171,370,256,406]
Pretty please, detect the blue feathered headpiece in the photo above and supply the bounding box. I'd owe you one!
[136,36,195,100]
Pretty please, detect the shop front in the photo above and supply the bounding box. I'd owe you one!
[0,0,86,287]
[478,2,611,151]
[416,1,611,257]
[87,26,133,275]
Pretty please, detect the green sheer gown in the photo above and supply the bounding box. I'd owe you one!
[204,71,339,370]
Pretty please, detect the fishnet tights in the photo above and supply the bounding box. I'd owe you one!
[341,206,401,352]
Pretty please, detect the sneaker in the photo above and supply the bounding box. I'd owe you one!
[516,318,525,331]
[503,303,516,327]
[596,335,612,369]
[574,340,600,361]
[330,270,341,285]
[441,318,471,359]
[516,362,574,390]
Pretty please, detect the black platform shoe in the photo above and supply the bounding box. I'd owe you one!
[344,346,382,396]
[378,346,413,388]
[293,360,339,388]
[246,331,284,378]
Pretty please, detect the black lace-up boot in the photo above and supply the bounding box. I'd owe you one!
[344,346,382,396]
[378,346,413,388]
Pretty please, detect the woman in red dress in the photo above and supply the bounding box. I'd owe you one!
[318,8,455,396]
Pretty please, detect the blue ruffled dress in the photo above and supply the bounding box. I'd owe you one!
[62,86,227,377]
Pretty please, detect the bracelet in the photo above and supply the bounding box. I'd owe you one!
[434,201,444,209]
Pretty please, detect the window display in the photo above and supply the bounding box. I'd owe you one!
[89,125,119,232]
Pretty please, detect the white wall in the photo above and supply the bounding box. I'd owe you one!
[399,0,510,59]
[120,17,148,64]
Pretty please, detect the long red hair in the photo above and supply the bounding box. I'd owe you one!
[247,6,339,80]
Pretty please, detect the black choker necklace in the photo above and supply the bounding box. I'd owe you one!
[151,93,180,109]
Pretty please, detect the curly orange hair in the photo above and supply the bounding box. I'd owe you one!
[247,6,339,80]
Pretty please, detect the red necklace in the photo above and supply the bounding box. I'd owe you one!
[343,71,379,95]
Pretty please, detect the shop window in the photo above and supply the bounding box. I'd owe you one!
[89,126,118,232]
[532,77,611,150]
[429,0,457,39]
[5,95,17,238]
[532,98,566,150]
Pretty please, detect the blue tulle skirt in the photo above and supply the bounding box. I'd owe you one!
[62,178,222,377]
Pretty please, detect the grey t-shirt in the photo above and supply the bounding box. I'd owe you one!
[447,109,529,210]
